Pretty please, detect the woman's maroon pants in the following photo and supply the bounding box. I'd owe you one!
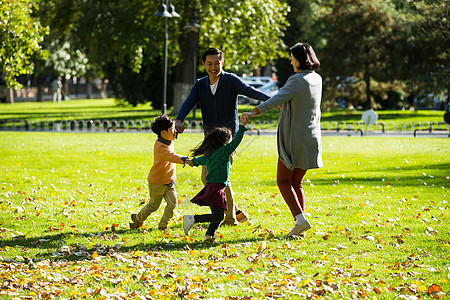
[276,158,307,219]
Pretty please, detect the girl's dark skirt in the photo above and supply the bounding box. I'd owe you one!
[191,182,227,210]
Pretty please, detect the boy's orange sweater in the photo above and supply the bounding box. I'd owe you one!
[147,140,184,185]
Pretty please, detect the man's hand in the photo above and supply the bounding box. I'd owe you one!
[175,119,185,134]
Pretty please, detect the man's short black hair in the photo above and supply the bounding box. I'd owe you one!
[151,114,174,136]
[202,47,224,63]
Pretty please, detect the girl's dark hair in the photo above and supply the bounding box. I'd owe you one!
[290,42,320,70]
[202,47,224,63]
[151,114,174,136]
[191,127,231,156]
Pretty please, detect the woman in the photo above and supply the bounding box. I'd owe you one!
[242,42,323,238]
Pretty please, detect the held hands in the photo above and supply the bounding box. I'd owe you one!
[240,113,250,126]
[240,111,256,126]
[185,159,194,167]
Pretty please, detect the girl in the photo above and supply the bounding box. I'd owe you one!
[183,115,249,242]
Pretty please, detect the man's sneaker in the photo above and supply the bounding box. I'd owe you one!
[129,213,143,229]
[285,220,311,239]
[183,215,195,235]
[236,210,248,223]
[203,235,214,243]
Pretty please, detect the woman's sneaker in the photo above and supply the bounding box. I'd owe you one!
[285,220,311,239]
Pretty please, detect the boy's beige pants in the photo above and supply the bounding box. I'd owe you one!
[136,183,177,229]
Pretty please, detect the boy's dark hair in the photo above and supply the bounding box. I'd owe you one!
[151,114,174,136]
[202,47,224,63]
[191,127,231,156]
[290,42,320,70]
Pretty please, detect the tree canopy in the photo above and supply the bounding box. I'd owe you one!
[0,0,48,89]
[1,0,448,109]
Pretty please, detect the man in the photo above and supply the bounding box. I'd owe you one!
[176,47,270,225]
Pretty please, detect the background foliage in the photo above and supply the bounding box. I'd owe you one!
[0,0,448,109]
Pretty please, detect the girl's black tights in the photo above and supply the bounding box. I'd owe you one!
[194,205,225,236]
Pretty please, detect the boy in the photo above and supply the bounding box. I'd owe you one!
[130,114,188,230]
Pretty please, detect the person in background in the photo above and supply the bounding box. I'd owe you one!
[52,77,62,103]
[242,42,323,238]
[175,47,270,226]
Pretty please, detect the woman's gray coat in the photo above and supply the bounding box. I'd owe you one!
[256,70,323,170]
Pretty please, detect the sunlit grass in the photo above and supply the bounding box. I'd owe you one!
[0,99,446,127]
[0,131,448,299]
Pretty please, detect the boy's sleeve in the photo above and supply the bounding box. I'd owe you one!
[222,125,247,156]
[192,156,207,167]
[157,144,185,164]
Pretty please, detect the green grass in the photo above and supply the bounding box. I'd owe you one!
[0,99,447,131]
[0,131,449,299]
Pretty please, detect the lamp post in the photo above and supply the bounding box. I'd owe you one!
[154,0,179,114]
[186,13,200,122]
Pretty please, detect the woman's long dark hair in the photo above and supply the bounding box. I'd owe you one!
[191,127,232,156]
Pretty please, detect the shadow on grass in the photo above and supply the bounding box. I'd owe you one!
[253,162,448,188]
[0,226,281,262]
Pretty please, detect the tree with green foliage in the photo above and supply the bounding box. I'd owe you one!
[56,0,288,108]
[32,0,95,102]
[391,0,449,105]
[273,0,317,88]
[0,0,48,91]
[172,0,289,113]
[319,0,406,109]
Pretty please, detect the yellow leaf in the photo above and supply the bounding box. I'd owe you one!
[226,274,235,281]
[417,285,427,292]
[187,292,198,299]
[92,251,98,258]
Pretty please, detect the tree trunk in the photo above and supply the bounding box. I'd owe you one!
[36,75,44,102]
[86,78,93,99]
[364,61,372,109]
[6,87,14,104]
[101,78,108,99]
[172,18,199,116]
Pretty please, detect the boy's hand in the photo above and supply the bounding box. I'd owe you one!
[186,159,194,167]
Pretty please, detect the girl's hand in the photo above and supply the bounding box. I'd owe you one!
[186,159,194,167]
[240,114,250,126]
[241,112,255,120]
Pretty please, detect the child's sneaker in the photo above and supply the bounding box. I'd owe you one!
[129,213,143,229]
[203,235,214,243]
[236,210,248,223]
[183,215,195,235]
